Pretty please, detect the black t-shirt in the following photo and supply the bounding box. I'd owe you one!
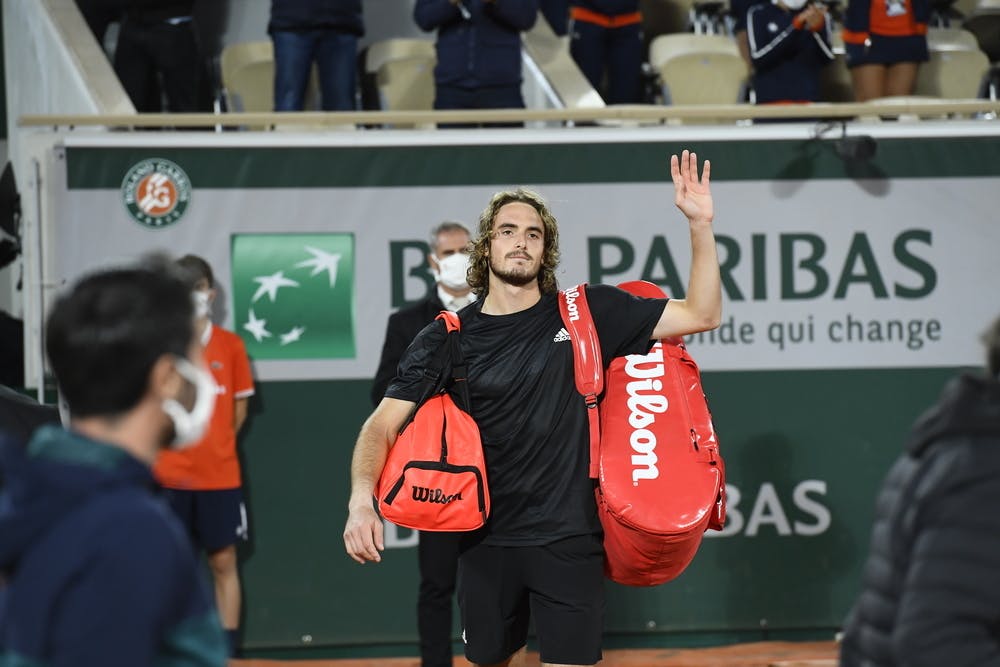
[386,284,666,546]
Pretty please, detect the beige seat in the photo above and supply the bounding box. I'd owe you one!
[376,57,435,111]
[926,26,982,50]
[649,34,749,105]
[362,38,436,117]
[220,41,276,113]
[915,47,991,97]
[365,38,436,76]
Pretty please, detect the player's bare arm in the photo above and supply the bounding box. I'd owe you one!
[653,150,722,340]
[344,397,414,564]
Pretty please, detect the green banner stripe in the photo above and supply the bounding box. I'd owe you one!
[66,137,1000,189]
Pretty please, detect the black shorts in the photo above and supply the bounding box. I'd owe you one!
[845,33,929,68]
[163,487,248,553]
[456,534,605,665]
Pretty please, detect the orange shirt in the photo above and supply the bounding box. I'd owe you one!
[155,324,255,490]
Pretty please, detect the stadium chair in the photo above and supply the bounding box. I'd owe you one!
[926,26,983,49]
[220,41,276,113]
[649,33,749,106]
[358,38,435,113]
[375,57,435,112]
[915,47,991,97]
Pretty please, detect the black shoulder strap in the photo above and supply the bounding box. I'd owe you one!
[398,311,468,435]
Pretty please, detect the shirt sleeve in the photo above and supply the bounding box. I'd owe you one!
[586,284,668,365]
[384,319,449,403]
[230,334,255,399]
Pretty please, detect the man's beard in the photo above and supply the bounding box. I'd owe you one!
[489,252,540,287]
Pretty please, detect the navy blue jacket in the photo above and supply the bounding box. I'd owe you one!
[268,0,365,36]
[414,0,538,88]
[748,2,833,103]
[840,373,1000,667]
[0,426,226,667]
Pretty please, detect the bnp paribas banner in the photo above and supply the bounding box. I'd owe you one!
[51,131,1000,381]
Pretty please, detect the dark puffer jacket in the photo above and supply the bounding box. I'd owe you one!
[414,0,538,88]
[840,373,1000,667]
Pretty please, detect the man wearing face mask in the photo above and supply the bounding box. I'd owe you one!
[153,254,255,658]
[0,257,227,666]
[747,0,834,105]
[371,221,473,667]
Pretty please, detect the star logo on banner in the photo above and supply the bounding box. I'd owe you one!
[280,326,307,346]
[295,246,342,287]
[252,271,300,303]
[243,309,272,342]
[231,235,355,359]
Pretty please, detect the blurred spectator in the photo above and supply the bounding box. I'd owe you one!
[840,315,1000,667]
[414,0,539,126]
[569,0,644,104]
[843,0,929,100]
[268,0,365,111]
[731,0,769,67]
[75,0,127,47]
[748,0,834,104]
[542,0,570,34]
[113,0,213,112]
[0,259,227,666]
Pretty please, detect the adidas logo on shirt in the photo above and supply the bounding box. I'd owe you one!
[553,328,570,342]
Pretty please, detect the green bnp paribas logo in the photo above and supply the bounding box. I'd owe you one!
[231,234,355,360]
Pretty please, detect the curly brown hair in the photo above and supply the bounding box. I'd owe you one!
[467,188,560,297]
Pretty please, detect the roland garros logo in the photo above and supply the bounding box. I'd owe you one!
[121,158,191,228]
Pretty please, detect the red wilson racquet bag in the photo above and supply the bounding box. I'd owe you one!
[559,281,725,586]
[376,311,490,532]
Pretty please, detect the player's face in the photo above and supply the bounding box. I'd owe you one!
[487,202,544,287]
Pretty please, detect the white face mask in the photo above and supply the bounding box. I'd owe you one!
[161,357,216,449]
[431,253,471,290]
[193,290,212,319]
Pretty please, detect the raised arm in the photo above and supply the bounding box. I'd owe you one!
[652,150,722,340]
[343,397,415,564]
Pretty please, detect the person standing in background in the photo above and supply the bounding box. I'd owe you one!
[0,258,227,666]
[154,255,255,658]
[113,0,213,112]
[840,314,1000,666]
[371,221,475,667]
[569,0,645,104]
[269,0,365,111]
[843,0,929,100]
[748,0,834,104]
[414,0,538,125]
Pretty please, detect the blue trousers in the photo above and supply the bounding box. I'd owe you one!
[271,29,358,111]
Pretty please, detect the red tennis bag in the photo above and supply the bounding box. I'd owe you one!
[559,281,725,586]
[375,311,490,532]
